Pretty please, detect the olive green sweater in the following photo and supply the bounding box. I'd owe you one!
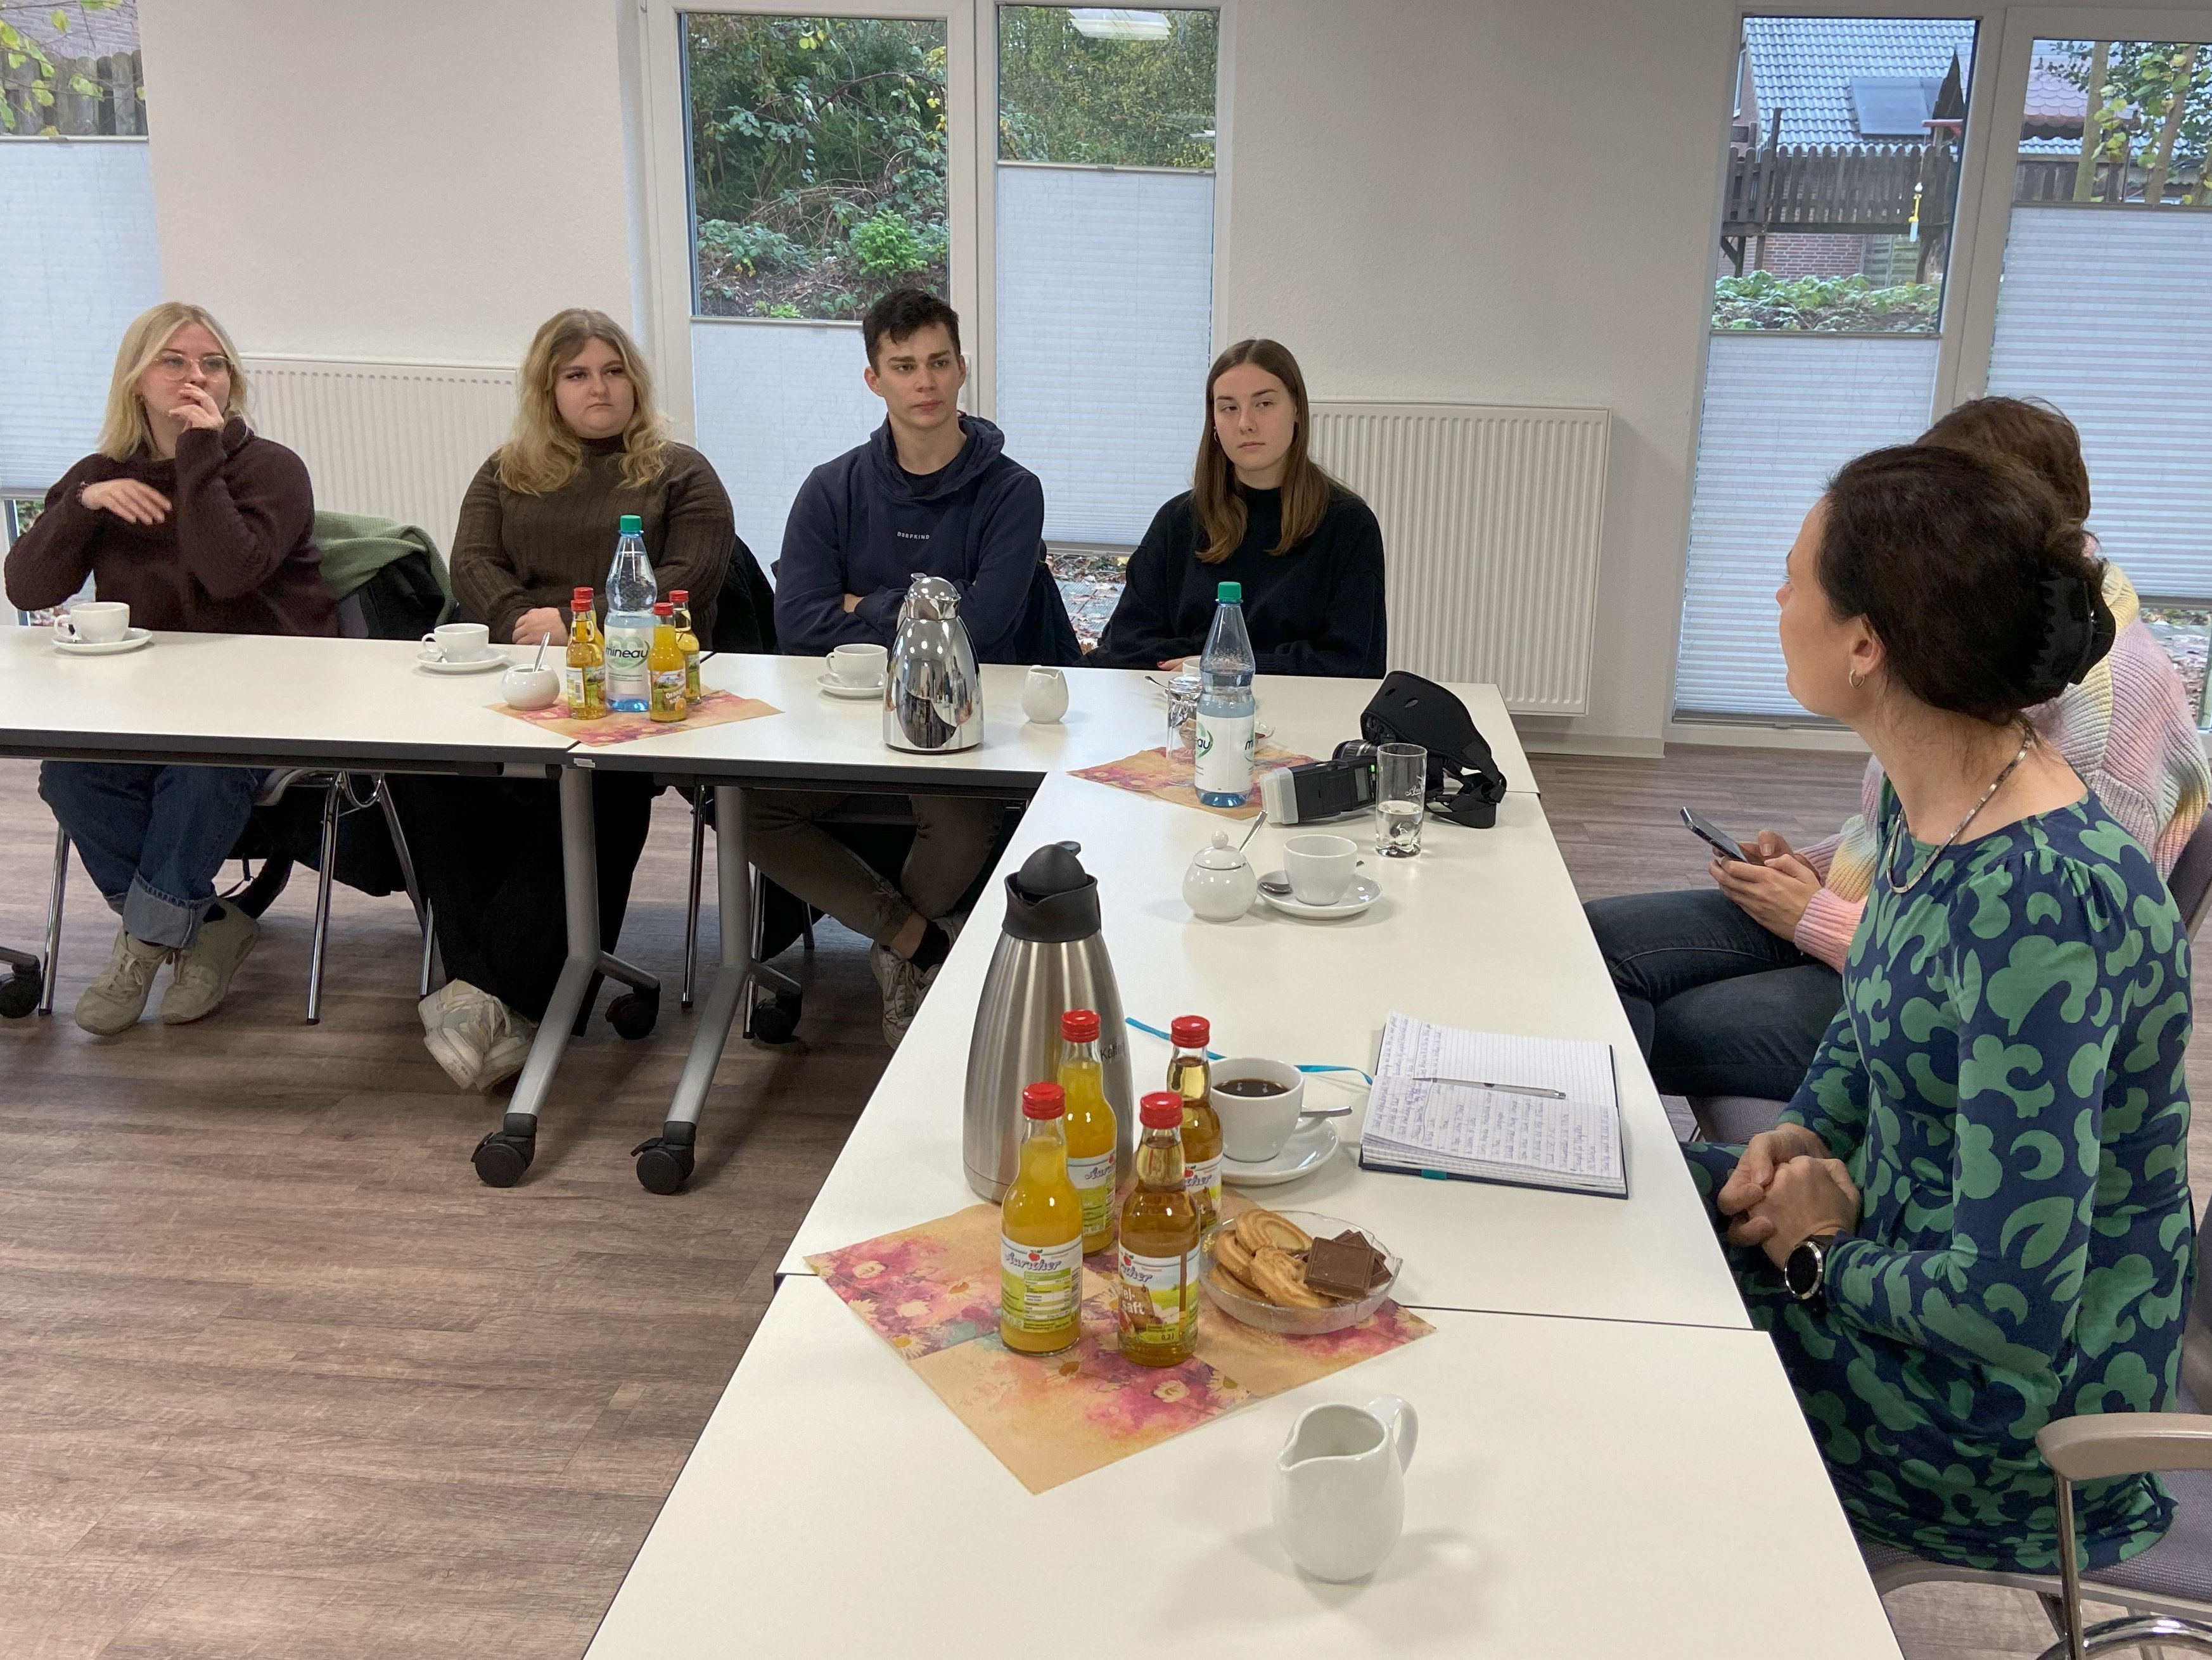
[449,437,734,644]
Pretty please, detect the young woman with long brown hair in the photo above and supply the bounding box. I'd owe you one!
[1092,339,1386,676]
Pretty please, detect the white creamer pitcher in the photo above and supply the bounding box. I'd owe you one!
[1272,1394,1419,1581]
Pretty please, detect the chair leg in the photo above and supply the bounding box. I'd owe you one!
[305,783,340,1024]
[418,900,439,1000]
[39,825,68,1017]
[683,788,705,1011]
[374,777,438,1000]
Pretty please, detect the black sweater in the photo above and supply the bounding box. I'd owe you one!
[1090,485,1387,677]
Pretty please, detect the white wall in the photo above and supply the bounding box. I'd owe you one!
[137,0,634,366]
[134,0,2211,748]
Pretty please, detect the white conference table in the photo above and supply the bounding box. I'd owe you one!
[774,770,1751,1331]
[535,656,1534,1187]
[584,1277,1902,1660]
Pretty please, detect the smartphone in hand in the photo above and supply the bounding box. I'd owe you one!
[1681,807,1758,864]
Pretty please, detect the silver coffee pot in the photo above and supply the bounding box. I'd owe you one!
[963,841,1135,1202]
[884,573,982,753]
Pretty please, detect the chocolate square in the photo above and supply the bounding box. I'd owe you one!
[1304,1233,1384,1300]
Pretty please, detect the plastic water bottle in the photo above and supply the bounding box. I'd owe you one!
[603,513,656,712]
[1193,580,1256,808]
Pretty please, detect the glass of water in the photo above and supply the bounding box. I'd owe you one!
[1374,742,1426,857]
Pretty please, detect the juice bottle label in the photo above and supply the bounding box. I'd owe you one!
[1067,1151,1116,1245]
[1000,1234,1082,1333]
[649,667,687,720]
[563,665,605,718]
[1182,1155,1222,1230]
[684,656,702,703]
[1116,1244,1199,1351]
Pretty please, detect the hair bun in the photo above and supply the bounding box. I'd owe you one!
[2026,570,2114,696]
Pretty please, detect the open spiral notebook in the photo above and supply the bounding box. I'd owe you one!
[1358,1011,1627,1199]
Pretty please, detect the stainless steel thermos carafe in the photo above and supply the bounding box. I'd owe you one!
[962,841,1135,1201]
[885,573,982,753]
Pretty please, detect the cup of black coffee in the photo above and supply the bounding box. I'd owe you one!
[1212,1057,1304,1161]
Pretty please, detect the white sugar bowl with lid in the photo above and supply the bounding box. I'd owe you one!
[1184,828,1260,922]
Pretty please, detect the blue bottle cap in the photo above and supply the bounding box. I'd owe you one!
[1217,581,1242,603]
[619,514,643,535]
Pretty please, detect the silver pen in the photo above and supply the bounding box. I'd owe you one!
[1410,1075,1567,1101]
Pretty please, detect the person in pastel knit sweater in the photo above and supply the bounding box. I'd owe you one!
[1590,398,2210,1102]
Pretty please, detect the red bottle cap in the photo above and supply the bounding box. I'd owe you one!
[1061,1009,1100,1042]
[670,589,689,603]
[1139,1091,1183,1129]
[572,587,592,606]
[1170,1015,1210,1048]
[1021,1082,1066,1120]
[653,601,673,617]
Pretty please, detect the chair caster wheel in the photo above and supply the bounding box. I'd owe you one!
[607,986,659,1040]
[633,1132,695,1194]
[0,971,41,1019]
[750,990,802,1045]
[472,1128,535,1187]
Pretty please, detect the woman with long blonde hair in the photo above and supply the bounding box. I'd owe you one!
[393,307,734,1092]
[1091,338,1387,676]
[3,300,331,1036]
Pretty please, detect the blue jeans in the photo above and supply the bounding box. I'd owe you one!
[1583,888,1843,1101]
[39,761,260,949]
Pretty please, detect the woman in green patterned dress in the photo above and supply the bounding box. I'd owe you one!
[1689,444,2196,1572]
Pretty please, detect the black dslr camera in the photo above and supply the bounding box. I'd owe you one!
[1255,672,1510,829]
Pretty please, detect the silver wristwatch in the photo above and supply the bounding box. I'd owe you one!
[1784,1233,1838,1303]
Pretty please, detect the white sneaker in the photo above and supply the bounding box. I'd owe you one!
[75,929,170,1035]
[160,905,260,1025]
[422,980,504,1090]
[418,980,477,1034]
[477,1007,538,1092]
[871,942,923,1049]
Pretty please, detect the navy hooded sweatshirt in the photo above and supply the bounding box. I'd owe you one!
[774,414,1080,665]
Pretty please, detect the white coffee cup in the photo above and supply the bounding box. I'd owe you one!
[1283,834,1359,905]
[829,642,888,686]
[421,622,491,663]
[1212,1057,1305,1161]
[58,601,130,644]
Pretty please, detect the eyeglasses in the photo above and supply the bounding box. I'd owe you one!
[150,352,233,378]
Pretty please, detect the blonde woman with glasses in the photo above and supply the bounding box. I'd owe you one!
[3,301,332,1037]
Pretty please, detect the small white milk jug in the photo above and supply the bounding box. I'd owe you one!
[1272,1394,1419,1581]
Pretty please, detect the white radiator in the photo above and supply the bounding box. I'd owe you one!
[1309,400,1609,715]
[240,354,518,554]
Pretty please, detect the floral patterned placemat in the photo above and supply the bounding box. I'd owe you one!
[805,1203,1432,1493]
[1070,744,1317,822]
[492,688,780,747]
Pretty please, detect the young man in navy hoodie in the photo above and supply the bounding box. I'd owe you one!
[757,289,1079,1046]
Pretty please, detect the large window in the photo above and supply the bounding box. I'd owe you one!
[994,7,1216,561]
[681,11,954,563]
[1986,37,2212,610]
[1,0,158,512]
[1675,16,1976,720]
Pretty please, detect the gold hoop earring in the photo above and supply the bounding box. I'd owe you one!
[1848,668,1864,690]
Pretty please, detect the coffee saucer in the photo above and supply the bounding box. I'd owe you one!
[416,655,507,676]
[1221,1119,1339,1187]
[817,674,886,700]
[53,628,153,656]
[1258,874,1381,920]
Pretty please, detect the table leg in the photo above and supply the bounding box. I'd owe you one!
[633,782,753,1195]
[471,765,631,1187]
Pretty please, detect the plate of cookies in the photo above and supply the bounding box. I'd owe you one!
[1203,1206,1401,1335]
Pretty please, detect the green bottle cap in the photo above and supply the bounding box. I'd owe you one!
[618,514,643,535]
[1217,581,1242,603]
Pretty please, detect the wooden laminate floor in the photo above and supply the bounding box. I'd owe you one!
[1,748,2201,1658]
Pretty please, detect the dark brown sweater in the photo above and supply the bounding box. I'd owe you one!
[449,438,734,644]
[4,419,335,636]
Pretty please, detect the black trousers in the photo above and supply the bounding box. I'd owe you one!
[390,774,660,1021]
